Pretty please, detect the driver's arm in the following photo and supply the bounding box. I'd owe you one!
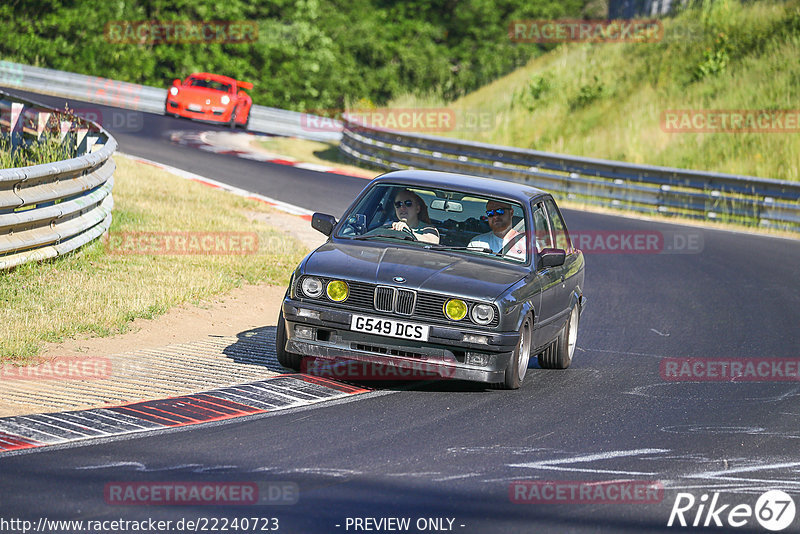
[416,227,439,244]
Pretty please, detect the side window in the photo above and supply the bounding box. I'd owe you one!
[544,198,571,251]
[531,202,552,253]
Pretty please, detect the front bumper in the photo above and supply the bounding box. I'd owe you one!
[282,299,519,383]
[166,99,233,122]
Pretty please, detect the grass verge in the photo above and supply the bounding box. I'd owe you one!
[0,156,306,363]
[389,0,800,182]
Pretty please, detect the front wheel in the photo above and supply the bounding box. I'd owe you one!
[500,314,532,389]
[229,107,238,129]
[539,305,579,369]
[276,310,302,371]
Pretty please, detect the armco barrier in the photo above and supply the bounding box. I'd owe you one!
[3,60,796,231]
[0,60,341,142]
[0,91,115,269]
[339,118,800,232]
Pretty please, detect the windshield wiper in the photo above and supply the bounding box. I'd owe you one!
[351,234,415,242]
[424,244,494,254]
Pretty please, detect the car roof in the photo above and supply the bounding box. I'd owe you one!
[370,170,550,203]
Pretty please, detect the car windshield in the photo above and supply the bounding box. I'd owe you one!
[186,77,232,92]
[336,183,528,263]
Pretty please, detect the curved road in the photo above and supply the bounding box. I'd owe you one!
[2,89,800,533]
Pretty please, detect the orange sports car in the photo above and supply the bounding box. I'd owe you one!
[165,73,253,128]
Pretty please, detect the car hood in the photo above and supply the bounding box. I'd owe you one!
[304,241,526,301]
[175,86,229,104]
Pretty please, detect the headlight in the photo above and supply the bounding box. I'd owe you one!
[169,87,178,96]
[444,299,467,321]
[326,280,349,302]
[301,277,323,298]
[470,304,495,325]
[221,95,231,105]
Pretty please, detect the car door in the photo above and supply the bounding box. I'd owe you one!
[541,197,579,341]
[530,200,560,350]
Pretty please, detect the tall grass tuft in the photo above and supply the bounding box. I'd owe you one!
[1,108,81,168]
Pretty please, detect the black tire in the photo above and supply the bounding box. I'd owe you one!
[229,107,238,129]
[499,314,532,389]
[539,305,579,369]
[276,310,302,371]
[241,108,250,130]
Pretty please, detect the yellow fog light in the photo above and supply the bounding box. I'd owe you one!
[444,299,468,321]
[326,280,349,302]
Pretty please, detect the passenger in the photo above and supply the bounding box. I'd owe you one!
[468,200,526,260]
[390,190,440,244]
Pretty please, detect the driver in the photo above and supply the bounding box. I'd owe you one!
[468,200,526,260]
[390,189,440,244]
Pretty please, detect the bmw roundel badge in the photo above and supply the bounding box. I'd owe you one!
[393,276,406,283]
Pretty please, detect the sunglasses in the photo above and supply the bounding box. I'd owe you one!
[486,208,508,217]
[394,200,415,208]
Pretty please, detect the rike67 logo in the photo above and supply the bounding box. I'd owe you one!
[668,490,796,531]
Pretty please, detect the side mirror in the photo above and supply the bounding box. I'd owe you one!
[538,248,566,269]
[312,213,337,236]
[172,79,181,87]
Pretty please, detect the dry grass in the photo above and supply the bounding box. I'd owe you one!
[0,156,306,363]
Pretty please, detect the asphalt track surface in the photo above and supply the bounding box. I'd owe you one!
[2,89,800,533]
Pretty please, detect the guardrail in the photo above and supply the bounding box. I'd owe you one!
[0,60,342,142]
[339,118,800,232]
[0,90,115,269]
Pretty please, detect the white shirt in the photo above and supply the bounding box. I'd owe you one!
[468,230,527,261]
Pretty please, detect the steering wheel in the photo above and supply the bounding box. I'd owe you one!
[398,224,419,241]
[363,226,418,241]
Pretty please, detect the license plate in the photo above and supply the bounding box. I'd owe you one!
[350,314,429,342]
[187,104,202,112]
